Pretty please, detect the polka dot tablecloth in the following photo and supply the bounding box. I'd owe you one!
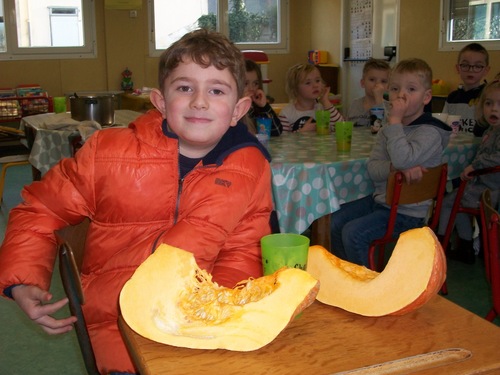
[20,110,142,175]
[268,129,480,234]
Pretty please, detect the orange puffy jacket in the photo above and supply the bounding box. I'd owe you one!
[0,110,274,374]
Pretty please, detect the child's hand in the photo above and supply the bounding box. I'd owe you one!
[373,83,386,104]
[299,118,317,132]
[252,89,267,108]
[319,85,331,108]
[460,165,475,181]
[388,94,408,124]
[401,166,428,184]
[12,284,77,335]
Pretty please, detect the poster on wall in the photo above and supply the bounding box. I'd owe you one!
[350,0,372,60]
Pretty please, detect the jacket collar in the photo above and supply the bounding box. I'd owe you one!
[161,119,271,166]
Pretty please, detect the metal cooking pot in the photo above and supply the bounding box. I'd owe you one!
[70,95,115,126]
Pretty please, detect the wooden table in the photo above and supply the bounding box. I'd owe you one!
[119,296,500,375]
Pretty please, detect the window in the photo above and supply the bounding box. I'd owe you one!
[0,0,96,60]
[149,0,289,56]
[441,0,500,50]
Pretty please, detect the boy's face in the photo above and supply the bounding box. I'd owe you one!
[388,71,432,125]
[456,51,490,89]
[151,59,250,158]
[361,69,389,98]
[298,69,324,101]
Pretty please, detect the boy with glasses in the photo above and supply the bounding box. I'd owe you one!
[443,42,490,135]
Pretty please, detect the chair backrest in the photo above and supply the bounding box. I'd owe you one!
[56,219,99,375]
[480,189,500,320]
[385,164,448,230]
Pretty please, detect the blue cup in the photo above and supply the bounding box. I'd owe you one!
[256,117,272,137]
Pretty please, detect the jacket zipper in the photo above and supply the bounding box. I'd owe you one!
[174,177,183,225]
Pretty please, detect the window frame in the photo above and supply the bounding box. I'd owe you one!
[0,0,97,61]
[440,0,500,51]
[147,0,289,57]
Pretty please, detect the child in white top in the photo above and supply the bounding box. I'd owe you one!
[279,63,343,132]
[443,43,490,135]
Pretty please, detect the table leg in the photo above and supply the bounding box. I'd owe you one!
[310,215,331,250]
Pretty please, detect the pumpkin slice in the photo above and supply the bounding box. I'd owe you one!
[307,227,446,316]
[119,244,319,351]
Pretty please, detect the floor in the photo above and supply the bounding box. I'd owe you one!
[0,164,498,375]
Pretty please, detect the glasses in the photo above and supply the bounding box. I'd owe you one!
[458,63,486,73]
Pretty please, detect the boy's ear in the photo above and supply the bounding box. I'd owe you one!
[423,88,432,105]
[230,96,252,126]
[150,89,166,116]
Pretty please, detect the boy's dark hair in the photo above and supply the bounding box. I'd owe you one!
[458,43,489,65]
[362,58,391,77]
[391,58,433,90]
[158,29,246,98]
[245,59,264,90]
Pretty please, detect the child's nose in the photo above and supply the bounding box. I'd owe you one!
[191,92,208,109]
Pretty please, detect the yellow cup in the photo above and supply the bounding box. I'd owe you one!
[335,121,353,152]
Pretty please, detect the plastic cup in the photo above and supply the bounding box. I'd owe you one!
[335,121,353,152]
[256,117,272,137]
[261,233,310,275]
[53,96,67,113]
[315,110,330,135]
[446,115,461,136]
[370,107,384,120]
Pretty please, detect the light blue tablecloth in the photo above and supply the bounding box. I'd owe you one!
[268,128,480,234]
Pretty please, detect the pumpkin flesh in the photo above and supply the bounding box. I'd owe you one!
[119,244,319,351]
[307,227,446,316]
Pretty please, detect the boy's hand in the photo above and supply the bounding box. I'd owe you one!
[401,166,428,184]
[388,95,408,124]
[373,83,386,104]
[252,89,267,108]
[460,165,475,181]
[12,285,77,335]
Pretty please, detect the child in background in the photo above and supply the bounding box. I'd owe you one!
[0,29,274,374]
[443,42,490,136]
[438,80,500,264]
[244,59,282,136]
[330,58,451,267]
[279,63,343,132]
[347,58,391,127]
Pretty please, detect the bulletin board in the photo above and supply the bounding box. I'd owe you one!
[349,0,373,60]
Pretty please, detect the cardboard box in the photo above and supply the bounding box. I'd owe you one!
[308,50,328,64]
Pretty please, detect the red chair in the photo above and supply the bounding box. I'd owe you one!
[480,189,500,322]
[440,166,500,254]
[369,164,448,271]
[440,166,500,295]
[242,50,272,85]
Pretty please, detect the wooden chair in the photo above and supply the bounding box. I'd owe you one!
[440,166,500,257]
[479,189,500,322]
[368,164,448,271]
[56,219,99,375]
